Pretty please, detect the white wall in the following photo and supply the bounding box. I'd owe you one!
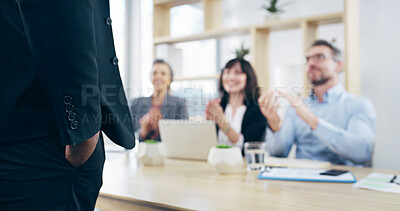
[361,0,400,170]
[222,0,343,28]
[221,0,344,91]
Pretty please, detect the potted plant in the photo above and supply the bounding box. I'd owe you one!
[233,42,250,59]
[136,140,166,165]
[207,145,244,174]
[261,0,290,21]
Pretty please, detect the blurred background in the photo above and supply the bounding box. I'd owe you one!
[108,0,400,170]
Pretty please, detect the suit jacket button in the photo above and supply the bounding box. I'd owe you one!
[112,57,118,66]
[105,17,112,26]
[70,121,78,130]
[68,112,77,121]
[65,104,75,113]
[63,96,73,104]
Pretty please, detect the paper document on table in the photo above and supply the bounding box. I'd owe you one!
[258,167,356,183]
[352,173,400,193]
[265,157,331,169]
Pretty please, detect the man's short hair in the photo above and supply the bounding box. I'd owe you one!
[311,40,342,61]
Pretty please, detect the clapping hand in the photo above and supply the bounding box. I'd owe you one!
[148,108,162,131]
[205,99,226,127]
[139,108,163,137]
[258,91,281,132]
[277,91,318,130]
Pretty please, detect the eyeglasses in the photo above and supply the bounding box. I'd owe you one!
[305,53,340,63]
[306,53,330,63]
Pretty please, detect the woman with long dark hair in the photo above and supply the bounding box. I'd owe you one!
[206,58,267,151]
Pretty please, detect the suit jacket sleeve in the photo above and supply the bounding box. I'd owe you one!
[16,0,101,145]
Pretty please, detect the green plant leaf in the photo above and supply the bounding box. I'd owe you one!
[262,0,287,13]
[234,42,250,59]
[145,140,159,144]
[216,144,232,149]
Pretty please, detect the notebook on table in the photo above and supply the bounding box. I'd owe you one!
[258,167,357,183]
[265,157,331,169]
[353,173,400,193]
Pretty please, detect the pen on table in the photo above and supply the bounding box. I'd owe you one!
[389,175,396,183]
[390,175,400,185]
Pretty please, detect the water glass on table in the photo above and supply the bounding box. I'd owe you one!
[244,142,266,171]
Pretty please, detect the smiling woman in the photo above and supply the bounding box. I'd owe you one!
[205,58,268,154]
[130,60,189,142]
[151,60,174,94]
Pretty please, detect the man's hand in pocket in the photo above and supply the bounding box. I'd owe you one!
[65,131,100,168]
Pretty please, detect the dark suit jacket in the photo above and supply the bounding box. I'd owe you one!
[0,0,134,148]
[130,94,188,141]
[220,102,268,148]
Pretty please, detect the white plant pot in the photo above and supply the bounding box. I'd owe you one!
[136,142,166,166]
[207,147,244,174]
[265,13,280,22]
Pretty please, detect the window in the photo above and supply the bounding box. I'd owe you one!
[171,80,218,117]
[110,0,127,85]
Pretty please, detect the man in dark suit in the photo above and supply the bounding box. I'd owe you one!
[0,0,135,210]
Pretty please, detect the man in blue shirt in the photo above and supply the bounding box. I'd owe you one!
[259,40,377,166]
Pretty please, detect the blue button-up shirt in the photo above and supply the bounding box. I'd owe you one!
[266,85,377,166]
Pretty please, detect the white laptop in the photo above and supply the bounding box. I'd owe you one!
[158,119,217,160]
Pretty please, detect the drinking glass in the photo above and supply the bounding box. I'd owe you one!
[244,142,266,170]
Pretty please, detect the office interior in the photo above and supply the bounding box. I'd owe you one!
[92,0,400,210]
[107,0,400,171]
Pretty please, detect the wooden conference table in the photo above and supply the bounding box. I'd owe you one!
[96,152,399,211]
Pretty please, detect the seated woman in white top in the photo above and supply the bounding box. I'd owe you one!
[206,58,268,153]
